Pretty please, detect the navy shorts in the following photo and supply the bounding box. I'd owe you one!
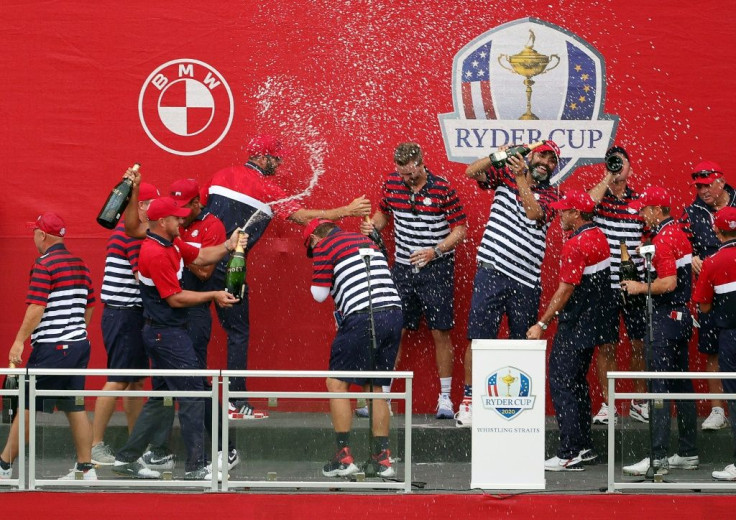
[467,264,541,340]
[392,258,455,331]
[26,339,91,413]
[697,308,720,355]
[101,305,148,382]
[599,296,646,345]
[329,307,402,386]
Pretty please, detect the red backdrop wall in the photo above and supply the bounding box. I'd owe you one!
[1,1,734,414]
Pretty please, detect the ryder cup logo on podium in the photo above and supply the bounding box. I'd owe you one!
[439,18,618,184]
[139,59,234,156]
[483,366,536,421]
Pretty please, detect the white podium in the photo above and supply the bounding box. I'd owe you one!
[471,339,546,489]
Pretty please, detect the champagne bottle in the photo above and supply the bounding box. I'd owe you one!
[619,241,643,308]
[225,230,246,302]
[364,216,388,259]
[96,164,138,229]
[489,141,545,169]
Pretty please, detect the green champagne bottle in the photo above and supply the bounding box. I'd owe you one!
[619,241,644,308]
[489,141,544,169]
[224,230,246,302]
[96,164,138,229]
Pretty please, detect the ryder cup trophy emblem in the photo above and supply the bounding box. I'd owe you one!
[498,30,560,120]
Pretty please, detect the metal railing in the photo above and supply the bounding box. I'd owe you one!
[0,368,413,492]
[607,371,736,492]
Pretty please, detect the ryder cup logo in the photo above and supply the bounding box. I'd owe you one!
[439,18,618,184]
[482,366,536,421]
[139,59,234,156]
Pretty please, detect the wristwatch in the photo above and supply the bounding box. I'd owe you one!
[434,246,443,258]
[536,321,548,331]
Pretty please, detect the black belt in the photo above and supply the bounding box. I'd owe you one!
[144,319,186,329]
[105,304,143,310]
[351,305,399,315]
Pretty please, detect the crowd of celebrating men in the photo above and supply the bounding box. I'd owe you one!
[1,135,735,482]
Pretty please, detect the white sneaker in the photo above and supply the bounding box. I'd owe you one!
[629,400,649,423]
[702,407,728,430]
[0,463,11,479]
[91,442,116,465]
[217,449,240,471]
[623,457,669,476]
[544,455,584,472]
[436,394,454,419]
[59,466,98,480]
[712,464,736,481]
[455,400,472,428]
[667,453,699,470]
[592,403,618,425]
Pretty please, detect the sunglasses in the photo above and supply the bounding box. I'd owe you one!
[691,169,720,180]
[409,192,418,215]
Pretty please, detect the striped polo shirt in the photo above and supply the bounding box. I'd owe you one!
[311,228,402,316]
[557,223,613,324]
[476,166,559,288]
[202,162,302,253]
[26,243,95,345]
[693,239,736,329]
[593,186,645,289]
[379,169,466,265]
[649,218,693,309]
[100,219,143,306]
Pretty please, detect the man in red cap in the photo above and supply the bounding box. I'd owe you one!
[303,218,403,478]
[526,190,613,471]
[588,146,648,426]
[169,178,239,471]
[680,160,736,431]
[693,207,736,480]
[621,187,698,476]
[457,140,561,428]
[92,178,161,466]
[200,134,372,419]
[112,197,243,480]
[0,213,97,480]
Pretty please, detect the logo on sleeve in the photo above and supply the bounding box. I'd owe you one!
[139,59,234,156]
[439,18,618,184]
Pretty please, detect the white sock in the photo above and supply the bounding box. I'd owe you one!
[440,377,452,396]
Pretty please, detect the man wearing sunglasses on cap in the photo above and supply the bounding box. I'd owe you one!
[679,160,736,431]
[360,142,466,420]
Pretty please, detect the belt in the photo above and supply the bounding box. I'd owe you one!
[144,319,186,329]
[105,304,143,310]
[351,305,399,315]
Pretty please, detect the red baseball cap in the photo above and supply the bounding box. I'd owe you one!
[246,134,287,158]
[27,212,66,237]
[532,140,560,162]
[169,179,200,204]
[303,218,332,257]
[550,189,595,212]
[146,196,191,221]
[690,160,724,185]
[139,182,160,202]
[714,207,736,232]
[629,186,673,212]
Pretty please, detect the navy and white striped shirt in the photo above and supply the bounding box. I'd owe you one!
[379,169,466,265]
[26,243,95,345]
[476,166,559,288]
[100,220,142,306]
[312,228,401,316]
[593,186,645,289]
